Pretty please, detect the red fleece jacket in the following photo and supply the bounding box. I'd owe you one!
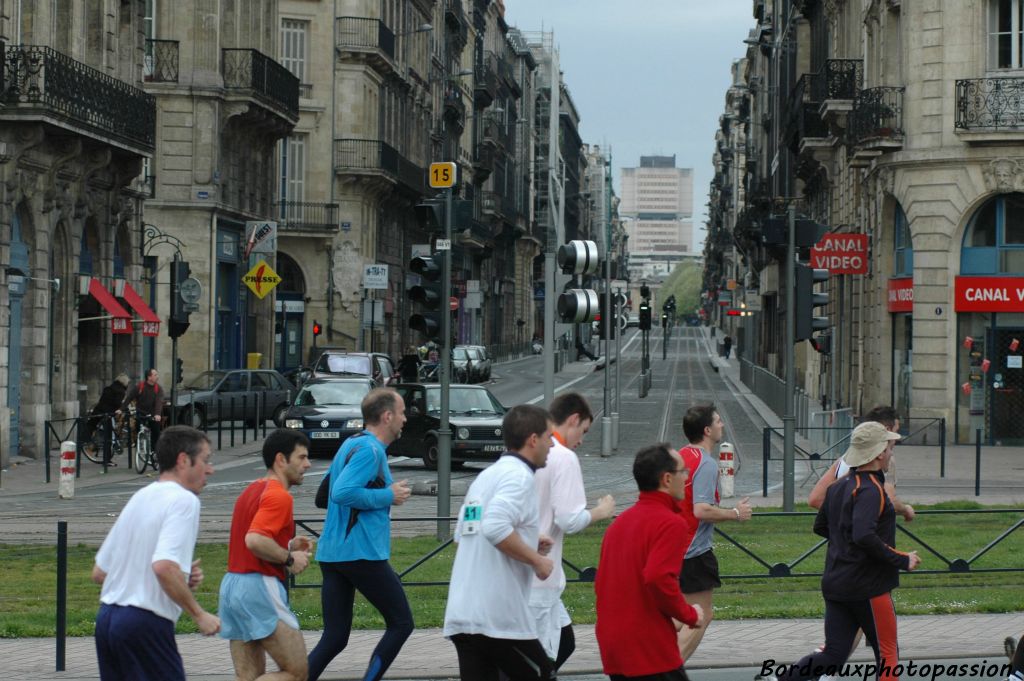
[595,490,699,676]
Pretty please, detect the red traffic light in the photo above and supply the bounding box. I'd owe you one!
[726,309,742,316]
[312,320,322,337]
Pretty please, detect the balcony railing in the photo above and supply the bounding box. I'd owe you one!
[850,86,904,145]
[335,17,395,61]
[811,59,863,102]
[1,44,156,150]
[474,53,497,109]
[444,85,466,127]
[273,200,340,231]
[143,39,179,83]
[444,0,469,46]
[474,143,496,182]
[481,190,517,221]
[956,78,1024,130]
[481,113,511,150]
[222,48,299,119]
[333,138,424,194]
[495,54,520,96]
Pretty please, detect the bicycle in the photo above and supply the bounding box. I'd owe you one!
[81,411,130,466]
[133,408,158,474]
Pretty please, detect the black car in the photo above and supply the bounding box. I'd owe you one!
[388,383,507,469]
[173,369,295,429]
[281,378,374,457]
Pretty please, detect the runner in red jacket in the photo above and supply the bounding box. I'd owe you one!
[595,443,705,681]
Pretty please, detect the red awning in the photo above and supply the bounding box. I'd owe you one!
[121,282,161,337]
[88,278,132,334]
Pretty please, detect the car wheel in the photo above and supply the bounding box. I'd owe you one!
[272,404,289,427]
[180,407,207,430]
[422,438,439,471]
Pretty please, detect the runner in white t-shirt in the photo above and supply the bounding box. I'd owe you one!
[530,392,615,668]
[92,426,219,681]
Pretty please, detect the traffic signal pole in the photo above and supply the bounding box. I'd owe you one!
[437,186,454,541]
[783,203,796,511]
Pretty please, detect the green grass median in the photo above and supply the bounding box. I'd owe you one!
[1,502,1021,637]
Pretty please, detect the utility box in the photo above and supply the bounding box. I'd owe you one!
[247,352,263,369]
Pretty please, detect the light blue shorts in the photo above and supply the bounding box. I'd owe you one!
[218,572,299,641]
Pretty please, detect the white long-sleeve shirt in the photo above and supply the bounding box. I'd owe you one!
[443,454,540,640]
[530,437,591,602]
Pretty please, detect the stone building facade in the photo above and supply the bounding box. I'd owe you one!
[0,0,156,463]
[711,0,1024,444]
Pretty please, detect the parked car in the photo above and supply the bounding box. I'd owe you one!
[388,383,507,470]
[281,378,374,457]
[451,346,472,384]
[462,345,492,382]
[310,351,397,387]
[173,369,295,429]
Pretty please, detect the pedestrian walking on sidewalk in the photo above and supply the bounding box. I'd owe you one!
[92,426,219,681]
[595,443,705,681]
[531,393,615,670]
[722,335,733,359]
[443,404,557,681]
[307,388,414,681]
[754,422,921,681]
[219,429,315,681]
[676,404,752,663]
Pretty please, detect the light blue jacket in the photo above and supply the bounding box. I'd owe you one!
[315,431,395,563]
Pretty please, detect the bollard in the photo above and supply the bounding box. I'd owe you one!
[718,442,736,498]
[762,427,771,497]
[58,441,76,499]
[975,428,981,497]
[56,520,67,671]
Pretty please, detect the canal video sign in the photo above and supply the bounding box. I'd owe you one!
[810,233,868,275]
[955,276,1024,312]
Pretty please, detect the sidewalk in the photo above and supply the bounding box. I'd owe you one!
[700,326,1024,507]
[3,613,1021,680]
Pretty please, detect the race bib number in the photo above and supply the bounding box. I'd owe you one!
[462,499,482,535]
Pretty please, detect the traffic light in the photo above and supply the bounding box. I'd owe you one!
[557,289,599,323]
[174,358,184,385]
[557,240,600,275]
[661,312,668,328]
[638,302,652,330]
[408,253,446,344]
[597,295,618,340]
[795,263,830,342]
[414,199,445,232]
[168,259,191,339]
[312,320,322,337]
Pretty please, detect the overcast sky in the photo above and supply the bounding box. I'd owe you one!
[502,1,753,246]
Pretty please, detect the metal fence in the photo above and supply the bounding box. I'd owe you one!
[739,359,811,432]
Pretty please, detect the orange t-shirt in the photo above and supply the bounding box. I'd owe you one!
[226,478,294,580]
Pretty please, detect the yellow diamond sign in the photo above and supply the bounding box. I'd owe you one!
[242,259,281,299]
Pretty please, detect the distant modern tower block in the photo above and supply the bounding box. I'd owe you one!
[621,155,696,280]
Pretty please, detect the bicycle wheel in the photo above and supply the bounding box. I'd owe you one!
[81,428,105,464]
[135,431,151,474]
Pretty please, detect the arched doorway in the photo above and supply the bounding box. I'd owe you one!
[275,252,306,370]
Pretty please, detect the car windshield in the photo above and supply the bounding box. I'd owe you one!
[425,388,503,414]
[295,381,371,406]
[453,348,469,360]
[467,348,482,360]
[318,355,371,376]
[186,371,226,390]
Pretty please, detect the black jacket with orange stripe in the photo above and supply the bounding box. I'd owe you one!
[814,469,912,601]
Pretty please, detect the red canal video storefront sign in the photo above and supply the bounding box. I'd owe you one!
[888,278,913,313]
[954,276,1024,312]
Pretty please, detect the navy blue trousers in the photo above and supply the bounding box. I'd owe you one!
[95,603,184,681]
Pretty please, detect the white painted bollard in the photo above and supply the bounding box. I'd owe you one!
[58,441,77,499]
[718,442,735,499]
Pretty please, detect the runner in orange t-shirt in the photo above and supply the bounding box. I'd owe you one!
[219,429,315,681]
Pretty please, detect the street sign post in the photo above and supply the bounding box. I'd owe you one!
[363,264,389,290]
[180,277,202,313]
[429,162,457,189]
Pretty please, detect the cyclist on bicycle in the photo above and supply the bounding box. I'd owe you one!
[84,374,130,463]
[122,368,166,450]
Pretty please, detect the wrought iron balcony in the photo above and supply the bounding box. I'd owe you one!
[445,0,469,48]
[333,138,424,195]
[273,200,340,232]
[335,17,396,73]
[474,143,496,182]
[786,75,829,153]
[956,78,1024,131]
[495,53,520,97]
[1,44,156,151]
[474,53,498,109]
[849,86,904,146]
[481,113,511,150]
[144,40,179,83]
[444,85,466,130]
[812,59,863,102]
[481,190,517,221]
[222,48,299,120]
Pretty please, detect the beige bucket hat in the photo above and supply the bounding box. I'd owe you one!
[841,421,901,468]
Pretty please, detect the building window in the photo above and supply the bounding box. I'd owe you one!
[961,193,1024,273]
[989,0,1024,69]
[280,19,308,83]
[893,203,913,276]
[143,0,156,78]
[279,134,307,219]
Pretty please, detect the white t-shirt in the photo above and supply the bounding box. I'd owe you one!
[444,455,540,640]
[95,480,201,622]
[530,437,591,601]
